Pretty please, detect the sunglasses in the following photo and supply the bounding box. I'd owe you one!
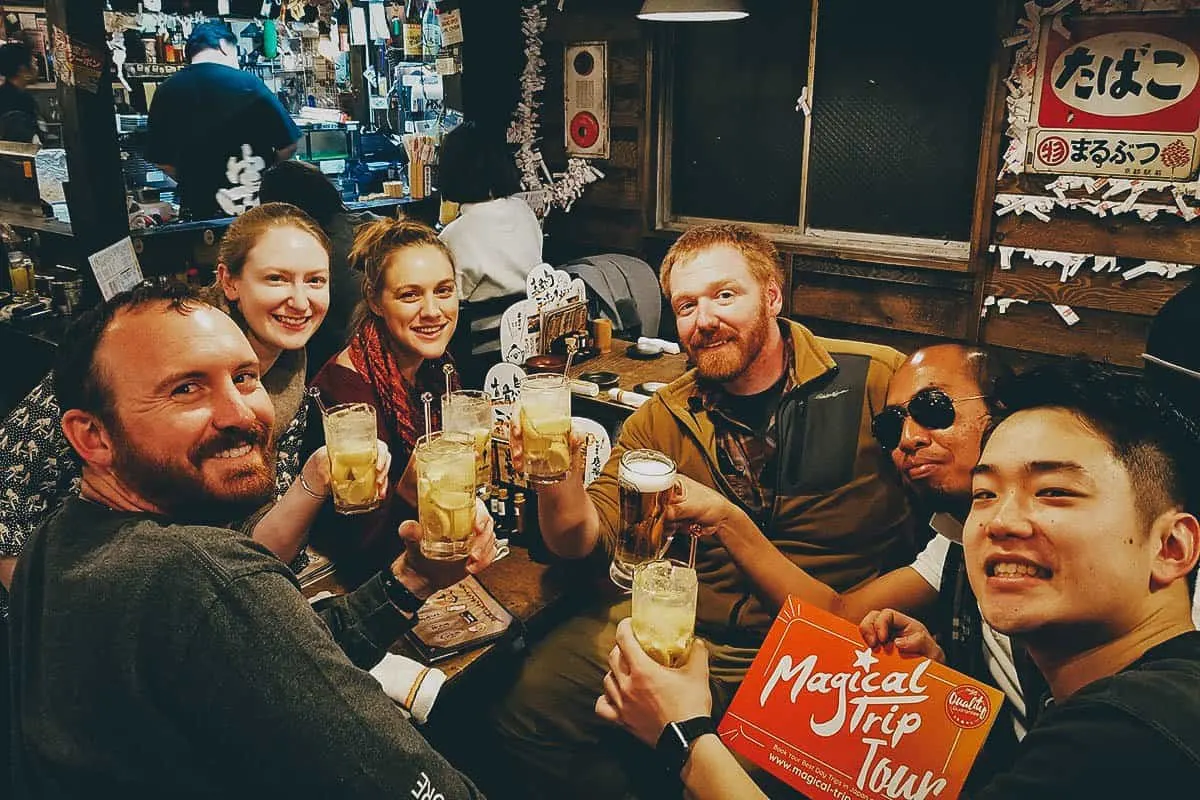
[871,388,986,451]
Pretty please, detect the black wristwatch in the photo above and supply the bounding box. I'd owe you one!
[381,570,425,615]
[656,716,716,775]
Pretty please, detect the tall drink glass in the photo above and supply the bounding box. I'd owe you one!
[415,431,477,560]
[322,403,381,515]
[518,374,572,485]
[632,560,698,667]
[610,449,676,590]
[442,389,494,497]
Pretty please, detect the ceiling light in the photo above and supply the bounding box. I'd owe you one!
[637,0,749,22]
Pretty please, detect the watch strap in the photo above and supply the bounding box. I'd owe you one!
[381,570,425,615]
[656,716,716,775]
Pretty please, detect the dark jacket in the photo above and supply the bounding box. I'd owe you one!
[9,497,483,799]
[972,631,1200,798]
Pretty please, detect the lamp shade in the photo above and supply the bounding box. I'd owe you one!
[637,0,749,22]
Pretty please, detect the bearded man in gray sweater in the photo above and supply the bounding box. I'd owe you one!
[9,282,495,799]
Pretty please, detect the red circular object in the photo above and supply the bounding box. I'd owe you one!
[570,111,601,149]
[1037,136,1070,167]
[945,684,992,729]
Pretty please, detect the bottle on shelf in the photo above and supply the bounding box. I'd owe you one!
[422,0,440,65]
[403,0,424,62]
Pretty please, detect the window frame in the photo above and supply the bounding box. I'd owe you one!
[652,1,995,272]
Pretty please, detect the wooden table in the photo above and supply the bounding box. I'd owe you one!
[567,338,690,418]
[302,544,587,686]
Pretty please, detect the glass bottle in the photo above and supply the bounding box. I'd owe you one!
[403,0,424,62]
[422,0,440,65]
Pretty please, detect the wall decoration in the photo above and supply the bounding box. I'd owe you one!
[999,0,1200,223]
[508,2,605,215]
[564,41,610,159]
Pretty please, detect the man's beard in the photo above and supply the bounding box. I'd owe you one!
[685,304,774,383]
[110,420,277,525]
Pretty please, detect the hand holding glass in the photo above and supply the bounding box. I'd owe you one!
[442,389,494,497]
[611,449,677,590]
[518,374,572,485]
[322,403,382,515]
[415,431,477,560]
[632,560,698,668]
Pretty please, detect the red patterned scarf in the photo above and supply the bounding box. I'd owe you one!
[347,317,458,457]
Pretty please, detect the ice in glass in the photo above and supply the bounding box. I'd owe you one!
[632,560,698,668]
[415,431,477,560]
[321,403,381,515]
[518,374,572,485]
[442,389,494,496]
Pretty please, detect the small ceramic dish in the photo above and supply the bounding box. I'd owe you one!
[579,370,620,389]
[625,342,662,360]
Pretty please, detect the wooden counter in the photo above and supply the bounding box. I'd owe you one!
[566,338,690,417]
[301,544,590,686]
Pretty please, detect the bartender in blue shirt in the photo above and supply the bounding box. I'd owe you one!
[146,21,300,219]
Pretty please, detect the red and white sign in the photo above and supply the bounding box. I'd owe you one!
[717,600,1002,800]
[1027,14,1200,180]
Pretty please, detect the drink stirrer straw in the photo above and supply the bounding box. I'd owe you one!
[563,340,577,377]
[422,392,433,439]
[443,363,455,398]
[307,386,329,416]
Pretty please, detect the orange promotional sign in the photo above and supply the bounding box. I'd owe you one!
[718,599,1003,800]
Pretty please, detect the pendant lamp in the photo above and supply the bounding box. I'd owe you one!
[636,0,749,22]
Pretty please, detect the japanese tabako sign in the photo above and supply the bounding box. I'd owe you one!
[1028,14,1200,180]
[717,600,1002,800]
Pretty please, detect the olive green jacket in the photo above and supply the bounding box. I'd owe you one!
[587,320,912,680]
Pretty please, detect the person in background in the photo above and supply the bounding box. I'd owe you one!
[1143,278,1200,627]
[0,203,341,604]
[146,20,300,219]
[0,41,39,143]
[437,120,542,352]
[492,223,913,799]
[308,218,460,587]
[259,159,382,377]
[599,361,1200,798]
[9,281,495,798]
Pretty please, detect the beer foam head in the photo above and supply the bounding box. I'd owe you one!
[620,455,675,493]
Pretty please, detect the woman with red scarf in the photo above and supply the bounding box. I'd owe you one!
[308,218,473,587]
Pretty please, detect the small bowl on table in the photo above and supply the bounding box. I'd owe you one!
[579,370,620,391]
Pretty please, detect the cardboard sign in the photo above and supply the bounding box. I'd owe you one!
[1028,13,1200,180]
[718,600,1002,800]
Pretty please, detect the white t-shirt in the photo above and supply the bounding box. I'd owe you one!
[440,196,544,304]
[909,514,1029,741]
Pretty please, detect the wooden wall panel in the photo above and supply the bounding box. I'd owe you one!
[985,257,1189,317]
[791,273,971,340]
[537,1,1195,371]
[542,0,649,264]
[980,303,1151,367]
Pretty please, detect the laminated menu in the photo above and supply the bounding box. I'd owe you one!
[717,599,1003,800]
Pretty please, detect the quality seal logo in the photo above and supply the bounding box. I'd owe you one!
[945,685,991,730]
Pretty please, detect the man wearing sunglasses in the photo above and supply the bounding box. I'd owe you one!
[653,343,1031,787]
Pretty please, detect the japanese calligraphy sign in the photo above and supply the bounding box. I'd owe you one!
[718,600,1002,800]
[1028,14,1200,180]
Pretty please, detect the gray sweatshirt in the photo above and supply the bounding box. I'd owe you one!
[9,496,482,799]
